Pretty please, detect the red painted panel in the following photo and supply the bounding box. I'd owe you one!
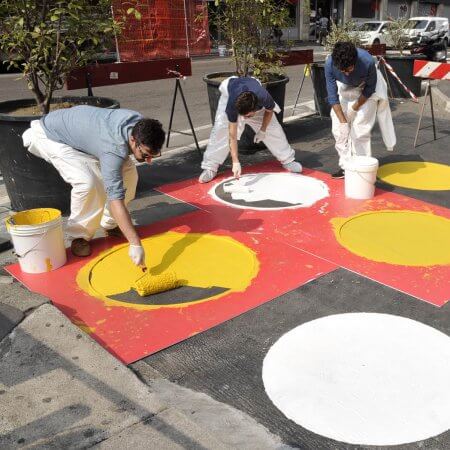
[6,210,336,364]
[157,161,450,306]
[66,58,192,90]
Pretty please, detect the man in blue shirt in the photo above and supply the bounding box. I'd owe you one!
[199,76,302,183]
[22,106,165,265]
[325,42,396,178]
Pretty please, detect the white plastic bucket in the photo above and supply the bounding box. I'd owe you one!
[218,45,227,57]
[344,156,379,200]
[6,208,67,274]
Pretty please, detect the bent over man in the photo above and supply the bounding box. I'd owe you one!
[199,76,302,183]
[22,105,165,266]
[325,42,396,178]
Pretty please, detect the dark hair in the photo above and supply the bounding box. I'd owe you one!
[235,91,258,115]
[131,118,165,155]
[332,42,358,71]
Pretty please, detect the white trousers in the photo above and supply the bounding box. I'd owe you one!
[22,121,138,241]
[331,69,396,168]
[201,78,295,172]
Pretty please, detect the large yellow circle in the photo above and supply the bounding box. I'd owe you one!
[77,231,260,310]
[377,162,450,191]
[332,211,450,267]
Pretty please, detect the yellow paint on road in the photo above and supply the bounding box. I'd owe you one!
[378,162,450,191]
[332,210,450,267]
[77,232,260,310]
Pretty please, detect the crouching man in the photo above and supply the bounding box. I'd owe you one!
[199,76,302,183]
[22,105,165,267]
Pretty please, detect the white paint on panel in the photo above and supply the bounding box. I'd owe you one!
[210,173,329,210]
[263,313,450,446]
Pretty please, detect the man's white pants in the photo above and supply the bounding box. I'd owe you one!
[331,69,396,168]
[201,78,295,172]
[22,120,138,241]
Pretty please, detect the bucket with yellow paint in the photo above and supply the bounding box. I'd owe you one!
[6,208,66,273]
[345,156,379,200]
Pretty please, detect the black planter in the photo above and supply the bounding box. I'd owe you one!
[381,55,426,98]
[0,96,120,212]
[203,72,289,152]
[310,62,331,118]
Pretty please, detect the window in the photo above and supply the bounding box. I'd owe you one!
[360,22,381,32]
[406,20,428,30]
[426,21,436,32]
[352,0,377,19]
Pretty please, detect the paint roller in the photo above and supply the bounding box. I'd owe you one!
[133,269,182,296]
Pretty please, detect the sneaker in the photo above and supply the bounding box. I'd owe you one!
[71,238,91,257]
[104,226,124,238]
[199,169,217,184]
[282,161,303,173]
[331,168,345,179]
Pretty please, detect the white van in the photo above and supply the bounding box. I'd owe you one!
[405,17,449,48]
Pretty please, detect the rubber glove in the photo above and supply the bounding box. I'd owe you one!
[346,105,357,123]
[254,129,266,144]
[337,122,350,143]
[129,244,146,268]
[232,162,242,179]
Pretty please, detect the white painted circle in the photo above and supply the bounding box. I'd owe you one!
[209,173,329,210]
[262,313,450,446]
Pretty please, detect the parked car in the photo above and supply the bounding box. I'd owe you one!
[357,21,393,46]
[404,16,449,49]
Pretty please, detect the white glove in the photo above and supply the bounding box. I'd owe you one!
[337,122,350,143]
[129,244,146,268]
[346,106,357,123]
[232,162,242,179]
[254,129,266,144]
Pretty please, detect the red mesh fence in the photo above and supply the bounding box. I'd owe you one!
[112,0,210,62]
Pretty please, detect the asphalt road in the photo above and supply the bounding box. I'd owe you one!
[0,56,319,149]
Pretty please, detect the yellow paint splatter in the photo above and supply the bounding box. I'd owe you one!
[332,210,450,267]
[45,258,53,272]
[378,162,450,191]
[77,232,260,310]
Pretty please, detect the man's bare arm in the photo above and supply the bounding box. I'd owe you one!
[109,199,141,245]
[228,122,239,163]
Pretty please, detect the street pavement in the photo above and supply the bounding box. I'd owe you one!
[0,54,449,448]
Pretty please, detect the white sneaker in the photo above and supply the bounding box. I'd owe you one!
[199,169,217,183]
[386,147,394,152]
[282,161,303,173]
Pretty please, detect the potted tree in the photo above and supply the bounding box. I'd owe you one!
[382,18,423,98]
[203,0,291,150]
[0,0,124,212]
[309,20,363,118]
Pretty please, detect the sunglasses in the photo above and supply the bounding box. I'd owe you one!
[138,143,161,158]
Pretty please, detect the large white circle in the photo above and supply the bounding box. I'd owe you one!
[209,173,329,210]
[262,313,450,446]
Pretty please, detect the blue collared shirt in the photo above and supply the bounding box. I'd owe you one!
[225,77,275,123]
[41,106,142,200]
[324,48,377,105]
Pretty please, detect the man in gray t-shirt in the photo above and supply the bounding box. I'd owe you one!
[22,106,165,266]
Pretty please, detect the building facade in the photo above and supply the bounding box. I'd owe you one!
[289,0,450,40]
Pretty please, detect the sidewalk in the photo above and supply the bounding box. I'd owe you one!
[1,97,449,448]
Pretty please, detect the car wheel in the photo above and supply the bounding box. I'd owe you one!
[373,39,380,45]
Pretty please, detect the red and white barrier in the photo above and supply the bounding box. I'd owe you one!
[379,57,419,103]
[413,60,450,80]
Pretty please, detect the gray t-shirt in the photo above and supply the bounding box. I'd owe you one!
[40,105,143,200]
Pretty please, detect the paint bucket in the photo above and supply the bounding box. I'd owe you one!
[218,45,227,57]
[6,208,67,273]
[344,156,379,200]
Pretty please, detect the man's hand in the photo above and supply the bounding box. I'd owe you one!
[346,105,358,123]
[337,122,350,143]
[232,162,242,179]
[129,244,146,268]
[254,129,266,144]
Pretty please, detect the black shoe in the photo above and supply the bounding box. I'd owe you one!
[331,168,345,179]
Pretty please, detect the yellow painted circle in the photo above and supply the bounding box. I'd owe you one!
[378,162,450,191]
[332,211,450,267]
[77,232,259,310]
